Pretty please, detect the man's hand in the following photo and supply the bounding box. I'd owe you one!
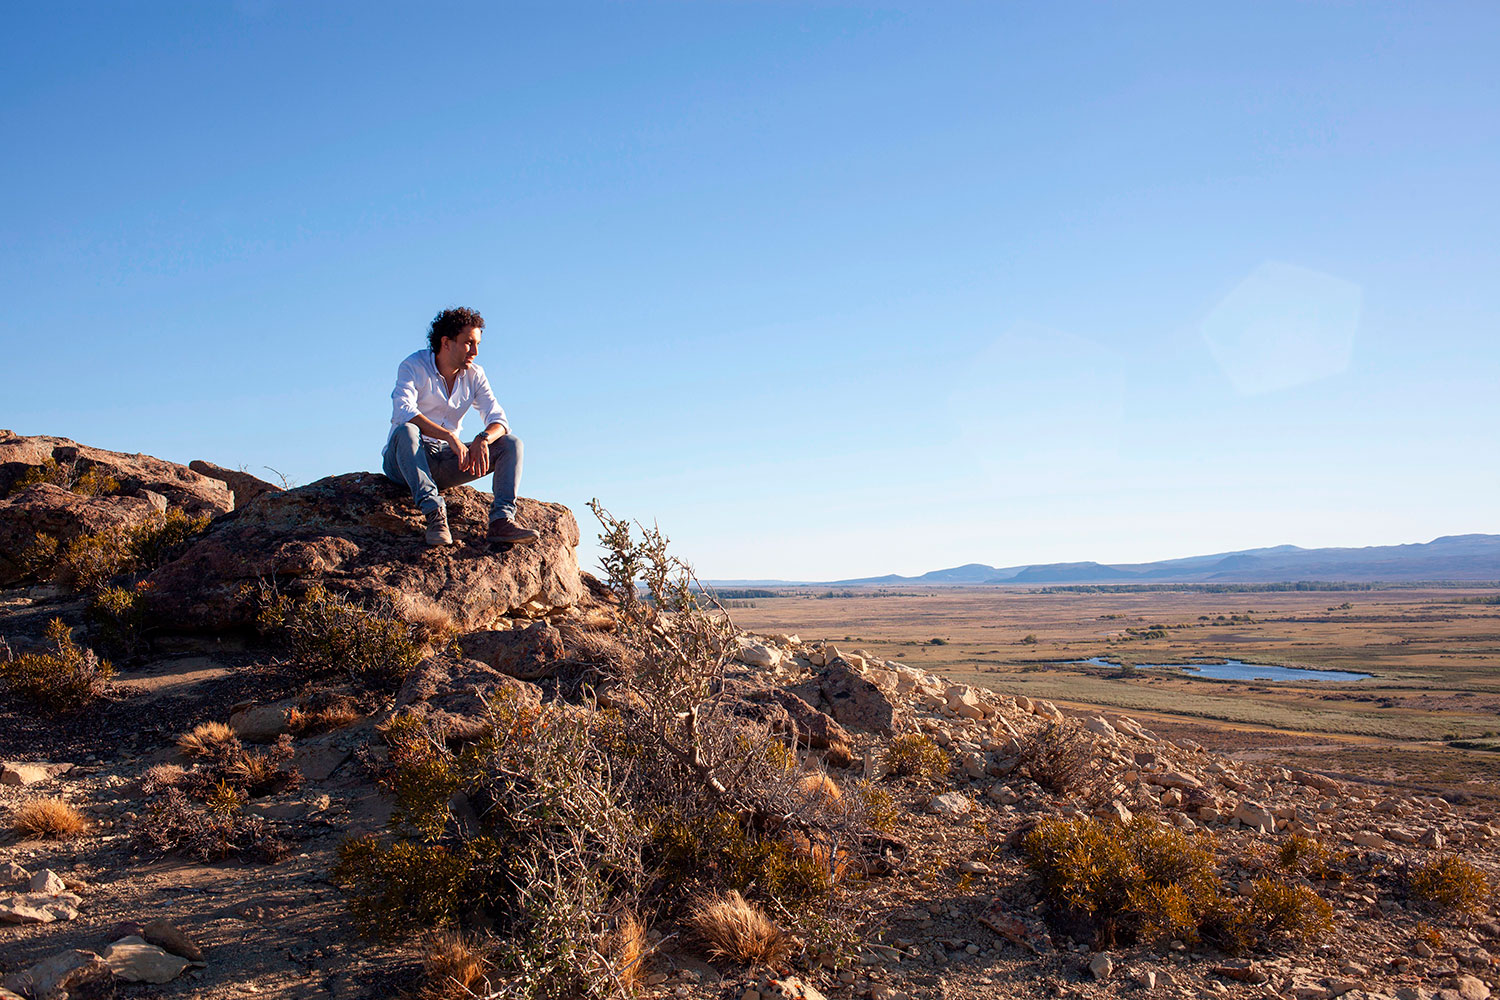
[466,436,492,477]
[449,432,476,473]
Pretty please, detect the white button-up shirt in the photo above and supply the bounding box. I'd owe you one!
[386,350,509,452]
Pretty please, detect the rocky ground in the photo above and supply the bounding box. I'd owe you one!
[1,432,1497,1000]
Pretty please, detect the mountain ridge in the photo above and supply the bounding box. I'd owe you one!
[705,533,1500,587]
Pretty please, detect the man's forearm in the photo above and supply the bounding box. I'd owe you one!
[473,422,506,446]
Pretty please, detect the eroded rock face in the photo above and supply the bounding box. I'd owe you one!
[145,473,584,632]
[0,430,233,516]
[791,660,898,735]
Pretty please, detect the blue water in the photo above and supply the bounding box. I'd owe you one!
[1071,656,1372,683]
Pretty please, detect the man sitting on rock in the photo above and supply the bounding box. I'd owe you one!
[382,306,541,548]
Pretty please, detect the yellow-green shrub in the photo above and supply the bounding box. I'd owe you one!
[1408,854,1492,912]
[255,583,423,692]
[1,618,114,715]
[1020,815,1223,947]
[1248,878,1334,940]
[884,733,950,781]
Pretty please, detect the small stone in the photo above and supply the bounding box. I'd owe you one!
[0,891,82,924]
[928,791,972,818]
[2,862,29,885]
[1136,968,1158,989]
[1089,953,1114,981]
[101,935,191,983]
[1456,976,1491,1000]
[646,972,668,985]
[143,918,205,961]
[29,869,66,895]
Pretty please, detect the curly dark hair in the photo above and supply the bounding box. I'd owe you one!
[427,307,485,353]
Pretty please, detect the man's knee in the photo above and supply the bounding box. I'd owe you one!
[391,422,421,450]
[489,432,522,457]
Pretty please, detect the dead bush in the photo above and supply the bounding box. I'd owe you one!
[12,797,88,839]
[1016,721,1102,797]
[686,890,791,967]
[287,692,364,734]
[1,618,114,715]
[884,732,950,781]
[9,458,118,498]
[135,787,290,863]
[1407,854,1492,913]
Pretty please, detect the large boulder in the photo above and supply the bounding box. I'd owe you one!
[0,430,233,517]
[189,460,282,508]
[145,473,585,632]
[0,484,162,585]
[395,655,543,734]
[790,661,898,735]
[459,621,567,680]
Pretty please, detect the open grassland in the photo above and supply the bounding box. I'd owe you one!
[731,586,1500,777]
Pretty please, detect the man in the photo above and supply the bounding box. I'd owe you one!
[382,306,541,548]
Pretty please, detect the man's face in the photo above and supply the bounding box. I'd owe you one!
[440,327,482,371]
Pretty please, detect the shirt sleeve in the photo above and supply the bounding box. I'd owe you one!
[470,367,509,435]
[391,358,422,425]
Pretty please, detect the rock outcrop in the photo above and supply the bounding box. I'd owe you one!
[0,484,163,585]
[0,430,234,516]
[145,473,585,632]
[188,460,283,509]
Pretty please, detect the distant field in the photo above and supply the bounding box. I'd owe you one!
[729,586,1500,785]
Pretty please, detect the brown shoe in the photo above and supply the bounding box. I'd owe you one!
[488,517,540,546]
[424,503,452,546]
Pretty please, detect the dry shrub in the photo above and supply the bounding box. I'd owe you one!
[884,732,950,781]
[685,890,791,966]
[421,929,493,999]
[255,583,423,692]
[177,721,239,758]
[796,772,844,813]
[1407,854,1492,912]
[824,741,854,769]
[1,618,114,715]
[1276,833,1340,879]
[57,508,210,591]
[141,763,186,795]
[396,592,457,649]
[12,797,88,839]
[1016,721,1101,797]
[136,787,290,863]
[10,458,119,498]
[86,582,150,659]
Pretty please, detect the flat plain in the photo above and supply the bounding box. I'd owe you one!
[730,585,1500,797]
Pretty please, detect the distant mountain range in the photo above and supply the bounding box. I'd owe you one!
[704,534,1500,587]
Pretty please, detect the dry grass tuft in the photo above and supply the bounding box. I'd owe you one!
[177,721,239,758]
[12,797,88,839]
[141,763,186,795]
[420,929,492,999]
[795,771,844,812]
[605,909,648,988]
[685,890,791,966]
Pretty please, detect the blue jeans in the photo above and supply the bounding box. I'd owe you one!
[382,423,523,522]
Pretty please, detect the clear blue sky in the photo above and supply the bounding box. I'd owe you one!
[4,2,1497,580]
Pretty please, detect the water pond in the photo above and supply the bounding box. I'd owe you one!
[1070,656,1372,683]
